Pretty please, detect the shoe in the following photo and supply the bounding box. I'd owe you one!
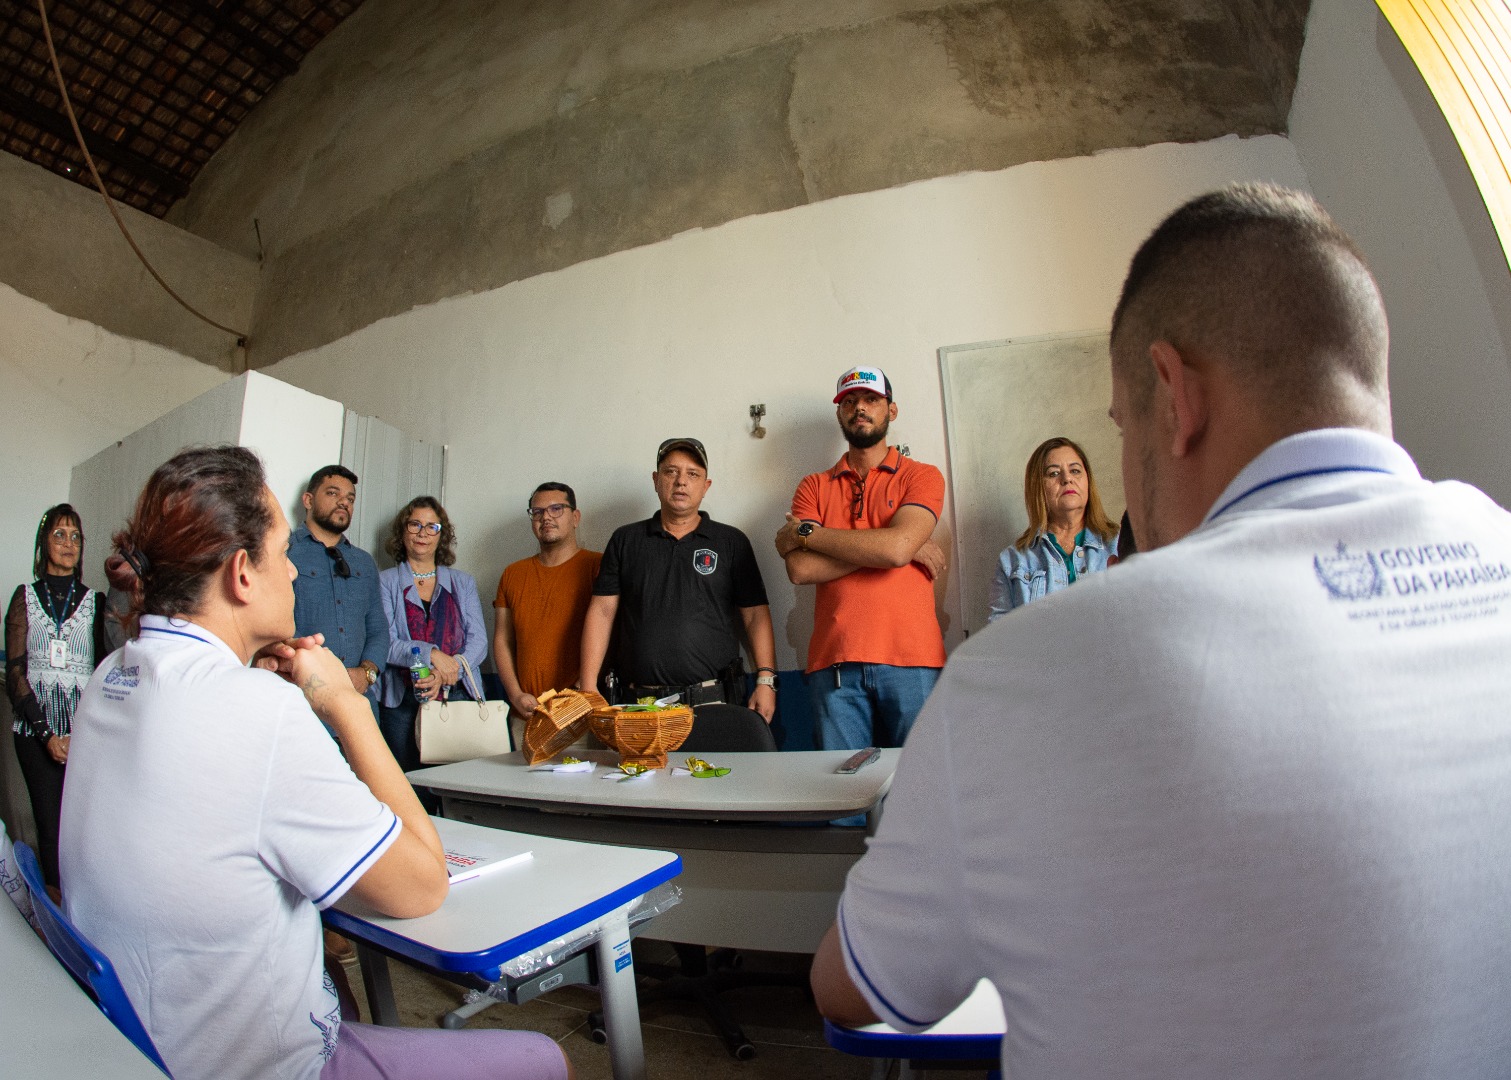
[324,928,356,965]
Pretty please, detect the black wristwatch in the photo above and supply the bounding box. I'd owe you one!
[796,521,816,550]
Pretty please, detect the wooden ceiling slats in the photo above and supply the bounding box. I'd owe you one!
[0,0,363,215]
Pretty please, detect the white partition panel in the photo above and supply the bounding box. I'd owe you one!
[237,371,345,525]
[69,377,249,592]
[340,411,446,570]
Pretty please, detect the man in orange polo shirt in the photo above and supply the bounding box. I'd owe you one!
[776,366,948,754]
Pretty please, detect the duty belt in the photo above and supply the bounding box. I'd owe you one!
[627,677,727,707]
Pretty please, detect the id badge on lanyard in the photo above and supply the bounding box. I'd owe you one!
[49,637,68,668]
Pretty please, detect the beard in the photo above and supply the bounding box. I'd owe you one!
[841,413,889,450]
[311,506,349,536]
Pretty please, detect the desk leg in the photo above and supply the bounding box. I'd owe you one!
[355,942,400,1027]
[594,903,645,1080]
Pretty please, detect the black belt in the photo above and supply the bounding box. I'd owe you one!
[627,677,728,707]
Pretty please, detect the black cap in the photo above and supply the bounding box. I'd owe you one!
[656,437,707,469]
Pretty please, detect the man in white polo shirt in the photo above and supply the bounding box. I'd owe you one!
[812,184,1511,1078]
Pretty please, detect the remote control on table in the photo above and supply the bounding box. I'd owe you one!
[836,747,880,774]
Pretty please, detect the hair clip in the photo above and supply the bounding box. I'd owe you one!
[123,546,152,579]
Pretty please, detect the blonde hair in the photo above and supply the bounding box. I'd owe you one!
[1014,437,1116,551]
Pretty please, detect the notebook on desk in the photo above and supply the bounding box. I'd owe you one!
[443,832,534,884]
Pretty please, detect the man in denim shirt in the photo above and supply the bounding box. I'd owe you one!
[289,465,387,715]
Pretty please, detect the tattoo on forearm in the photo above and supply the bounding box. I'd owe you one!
[301,674,326,697]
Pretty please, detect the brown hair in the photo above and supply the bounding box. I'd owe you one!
[1014,437,1117,551]
[107,446,273,627]
[384,496,457,567]
[33,504,84,581]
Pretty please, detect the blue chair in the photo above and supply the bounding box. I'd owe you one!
[13,842,172,1077]
[822,978,1005,1079]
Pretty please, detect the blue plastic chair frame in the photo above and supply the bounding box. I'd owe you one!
[824,1017,1003,1077]
[13,842,172,1077]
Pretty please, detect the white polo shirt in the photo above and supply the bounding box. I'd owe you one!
[838,429,1511,1079]
[60,616,399,1080]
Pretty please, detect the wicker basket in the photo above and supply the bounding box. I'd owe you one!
[523,689,608,765]
[587,703,695,769]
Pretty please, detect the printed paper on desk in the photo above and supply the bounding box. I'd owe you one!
[443,836,535,884]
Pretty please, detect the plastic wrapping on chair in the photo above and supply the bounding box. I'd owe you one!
[463,882,683,1001]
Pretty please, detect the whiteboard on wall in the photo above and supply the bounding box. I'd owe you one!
[939,332,1125,636]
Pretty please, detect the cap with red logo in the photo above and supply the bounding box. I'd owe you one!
[833,366,893,404]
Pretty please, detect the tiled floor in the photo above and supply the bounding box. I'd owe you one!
[341,939,987,1079]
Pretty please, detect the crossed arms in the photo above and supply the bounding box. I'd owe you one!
[776,505,946,584]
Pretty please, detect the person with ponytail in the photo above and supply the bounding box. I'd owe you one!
[59,446,570,1080]
[4,504,108,892]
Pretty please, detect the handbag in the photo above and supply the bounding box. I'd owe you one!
[417,656,512,765]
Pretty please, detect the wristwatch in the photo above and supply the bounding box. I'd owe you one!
[360,661,379,688]
[755,666,778,690]
[796,520,816,550]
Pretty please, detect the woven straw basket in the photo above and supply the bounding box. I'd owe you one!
[523,688,607,765]
[587,704,695,769]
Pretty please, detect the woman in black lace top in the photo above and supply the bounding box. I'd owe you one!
[5,504,108,891]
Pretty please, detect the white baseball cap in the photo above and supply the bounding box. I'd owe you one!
[833,365,893,404]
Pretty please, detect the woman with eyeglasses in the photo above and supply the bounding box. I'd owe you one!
[4,504,109,891]
[377,497,487,774]
[987,437,1119,622]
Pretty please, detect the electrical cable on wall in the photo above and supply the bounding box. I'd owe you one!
[36,0,250,353]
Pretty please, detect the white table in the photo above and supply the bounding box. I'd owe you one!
[2,895,166,1079]
[325,817,680,1080]
[407,750,900,953]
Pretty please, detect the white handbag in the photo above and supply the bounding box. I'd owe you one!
[416,656,512,765]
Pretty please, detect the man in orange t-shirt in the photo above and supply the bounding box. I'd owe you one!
[776,366,948,753]
[493,483,602,721]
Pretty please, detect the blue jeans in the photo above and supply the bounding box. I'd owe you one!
[808,663,941,751]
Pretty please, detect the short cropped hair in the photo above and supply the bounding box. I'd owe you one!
[305,464,358,494]
[531,482,577,511]
[1110,183,1388,424]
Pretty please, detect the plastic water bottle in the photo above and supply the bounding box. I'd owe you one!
[409,645,433,701]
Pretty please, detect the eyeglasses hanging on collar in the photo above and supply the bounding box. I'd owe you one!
[850,477,866,520]
[324,545,351,579]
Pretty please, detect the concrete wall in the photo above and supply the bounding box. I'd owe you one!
[170,0,1308,366]
[265,134,1310,673]
[1288,0,1511,506]
[0,153,257,373]
[0,284,229,603]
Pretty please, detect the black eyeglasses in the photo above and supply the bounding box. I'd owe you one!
[850,478,866,520]
[404,521,443,535]
[325,546,351,579]
[527,503,572,520]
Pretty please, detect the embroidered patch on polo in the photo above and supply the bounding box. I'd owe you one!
[693,549,718,575]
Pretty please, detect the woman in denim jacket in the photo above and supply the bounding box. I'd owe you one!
[377,497,488,774]
[988,437,1118,621]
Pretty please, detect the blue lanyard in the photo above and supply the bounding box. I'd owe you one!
[37,579,78,634]
[1207,465,1396,523]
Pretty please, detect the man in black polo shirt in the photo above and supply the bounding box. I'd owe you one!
[580,438,778,721]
